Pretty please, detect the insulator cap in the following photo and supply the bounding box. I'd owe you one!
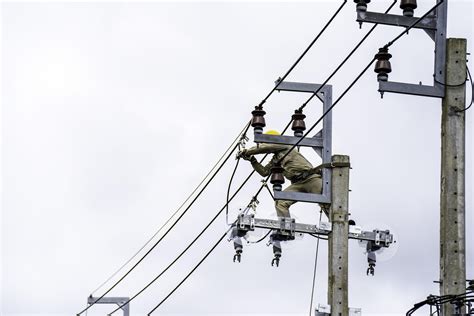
[251,105,266,134]
[374,47,392,82]
[400,0,417,17]
[270,164,285,191]
[291,109,306,137]
[354,0,371,12]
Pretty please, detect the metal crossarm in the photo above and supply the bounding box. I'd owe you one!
[87,296,130,316]
[235,214,394,246]
[254,80,333,204]
[357,0,447,98]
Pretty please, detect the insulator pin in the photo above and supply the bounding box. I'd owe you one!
[251,105,266,134]
[374,47,392,82]
[291,109,306,137]
[354,0,371,12]
[270,164,285,191]
[400,0,417,17]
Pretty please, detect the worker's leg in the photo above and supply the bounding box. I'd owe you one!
[275,182,305,217]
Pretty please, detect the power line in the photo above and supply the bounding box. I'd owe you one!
[88,122,250,296]
[108,163,264,314]
[77,124,248,315]
[147,231,228,315]
[299,0,398,111]
[384,1,444,50]
[258,0,348,109]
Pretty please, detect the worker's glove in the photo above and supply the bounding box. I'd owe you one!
[237,149,250,160]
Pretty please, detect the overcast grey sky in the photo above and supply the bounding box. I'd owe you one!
[1,1,473,315]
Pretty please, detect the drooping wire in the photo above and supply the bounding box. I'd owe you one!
[247,229,272,244]
[457,66,473,112]
[309,210,323,316]
[257,0,348,109]
[77,124,248,315]
[88,122,250,297]
[108,154,271,314]
[147,231,229,315]
[299,0,398,111]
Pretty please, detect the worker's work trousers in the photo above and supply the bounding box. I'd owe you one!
[275,175,322,217]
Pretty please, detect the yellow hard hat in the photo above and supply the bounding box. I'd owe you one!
[264,129,280,135]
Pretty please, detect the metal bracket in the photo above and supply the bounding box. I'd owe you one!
[87,296,130,316]
[356,0,447,98]
[254,80,333,204]
[235,214,394,246]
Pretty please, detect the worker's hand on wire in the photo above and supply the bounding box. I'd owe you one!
[237,149,249,159]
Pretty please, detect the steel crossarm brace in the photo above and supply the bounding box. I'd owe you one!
[87,296,130,316]
[357,11,437,30]
[379,80,444,98]
[275,80,331,97]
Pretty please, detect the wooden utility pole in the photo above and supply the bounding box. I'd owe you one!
[440,38,466,315]
[328,155,350,316]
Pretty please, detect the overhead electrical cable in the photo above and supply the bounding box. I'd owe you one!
[77,123,249,315]
[258,0,348,109]
[89,122,250,296]
[299,0,398,111]
[109,120,295,315]
[147,231,229,315]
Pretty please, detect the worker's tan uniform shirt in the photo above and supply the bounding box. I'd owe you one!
[245,143,314,183]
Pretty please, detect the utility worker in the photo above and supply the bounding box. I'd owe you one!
[240,130,323,218]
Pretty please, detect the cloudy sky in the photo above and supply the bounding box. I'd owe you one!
[1,1,473,315]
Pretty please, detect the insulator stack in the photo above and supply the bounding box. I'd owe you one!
[270,164,285,191]
[400,0,417,17]
[354,0,371,12]
[374,47,392,82]
[251,105,266,134]
[291,109,306,137]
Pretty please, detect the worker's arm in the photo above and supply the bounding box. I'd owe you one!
[248,156,273,177]
[244,143,288,156]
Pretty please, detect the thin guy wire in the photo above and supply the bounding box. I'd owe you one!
[77,128,246,315]
[147,232,228,315]
[309,210,323,316]
[299,0,398,111]
[89,121,250,296]
[258,0,348,108]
